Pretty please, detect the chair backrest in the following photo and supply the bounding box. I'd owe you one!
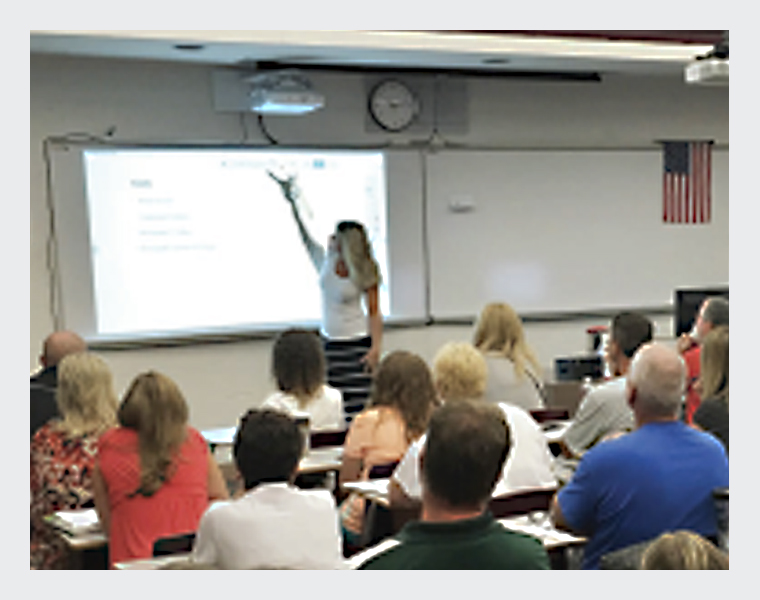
[529,409,570,424]
[712,487,729,552]
[489,487,557,519]
[153,532,196,557]
[310,429,347,449]
[599,538,655,570]
[368,461,400,479]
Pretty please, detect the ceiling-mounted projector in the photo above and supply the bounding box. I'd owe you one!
[685,57,729,86]
[244,70,325,115]
[685,31,728,86]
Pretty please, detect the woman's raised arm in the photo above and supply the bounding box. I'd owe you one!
[267,171,325,272]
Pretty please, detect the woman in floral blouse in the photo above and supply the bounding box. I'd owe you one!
[30,352,118,569]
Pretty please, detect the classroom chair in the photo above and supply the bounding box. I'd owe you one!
[529,409,570,424]
[153,532,197,557]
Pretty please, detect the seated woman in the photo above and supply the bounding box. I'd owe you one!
[692,326,729,453]
[30,352,118,569]
[261,328,343,431]
[473,302,546,410]
[93,371,229,568]
[390,342,557,507]
[338,351,438,546]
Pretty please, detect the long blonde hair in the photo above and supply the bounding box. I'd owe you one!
[700,326,728,406]
[118,371,190,497]
[54,352,118,438]
[336,221,381,291]
[473,302,542,382]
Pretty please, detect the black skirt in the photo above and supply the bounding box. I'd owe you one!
[322,336,373,424]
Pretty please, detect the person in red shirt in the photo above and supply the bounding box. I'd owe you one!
[677,297,729,423]
[93,371,229,567]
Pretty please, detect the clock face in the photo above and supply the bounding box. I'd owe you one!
[368,80,420,132]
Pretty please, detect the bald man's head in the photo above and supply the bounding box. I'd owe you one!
[626,343,686,422]
[41,331,87,368]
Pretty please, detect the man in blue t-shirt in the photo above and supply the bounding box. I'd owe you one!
[550,342,729,569]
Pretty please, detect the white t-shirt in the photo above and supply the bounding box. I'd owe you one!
[393,402,557,499]
[191,482,345,570]
[261,385,344,431]
[562,376,633,455]
[319,249,367,339]
[482,354,546,411]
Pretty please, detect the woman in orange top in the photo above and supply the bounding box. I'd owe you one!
[93,371,228,567]
[338,351,438,545]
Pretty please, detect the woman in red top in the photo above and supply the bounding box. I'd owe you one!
[93,371,228,567]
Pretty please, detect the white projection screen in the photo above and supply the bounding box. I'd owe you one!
[48,144,426,344]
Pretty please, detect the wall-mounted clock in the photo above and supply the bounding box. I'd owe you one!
[368,79,420,132]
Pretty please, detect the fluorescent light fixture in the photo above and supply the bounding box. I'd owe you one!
[685,58,729,86]
[249,89,325,114]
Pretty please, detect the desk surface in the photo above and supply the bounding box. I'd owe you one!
[498,513,586,549]
[46,509,107,550]
[202,426,237,447]
[57,528,108,551]
[114,553,193,570]
[298,446,343,474]
[342,479,390,507]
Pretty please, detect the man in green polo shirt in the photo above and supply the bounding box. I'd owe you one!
[351,401,550,570]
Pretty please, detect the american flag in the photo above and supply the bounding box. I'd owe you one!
[662,141,712,224]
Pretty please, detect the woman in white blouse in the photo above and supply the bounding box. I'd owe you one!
[261,329,344,431]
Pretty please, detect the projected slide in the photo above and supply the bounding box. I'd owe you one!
[83,149,389,338]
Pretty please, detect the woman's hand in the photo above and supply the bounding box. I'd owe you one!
[361,346,381,373]
[266,171,296,205]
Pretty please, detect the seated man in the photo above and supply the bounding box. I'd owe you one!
[390,342,556,509]
[678,297,729,423]
[30,330,87,438]
[351,401,550,569]
[555,312,652,482]
[191,409,344,569]
[550,343,729,569]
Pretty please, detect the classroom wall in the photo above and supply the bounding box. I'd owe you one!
[30,54,729,430]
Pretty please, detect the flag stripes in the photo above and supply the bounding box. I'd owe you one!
[663,141,712,224]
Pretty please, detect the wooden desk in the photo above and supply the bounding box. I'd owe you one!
[499,513,586,550]
[298,446,343,475]
[499,512,586,569]
[201,426,237,453]
[45,510,108,569]
[202,427,348,453]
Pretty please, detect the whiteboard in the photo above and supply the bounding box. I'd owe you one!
[425,149,728,318]
[48,143,729,342]
[47,144,428,343]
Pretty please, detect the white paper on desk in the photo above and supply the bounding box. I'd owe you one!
[47,508,101,534]
[342,479,390,496]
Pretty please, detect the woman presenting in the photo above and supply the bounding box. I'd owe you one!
[268,171,383,424]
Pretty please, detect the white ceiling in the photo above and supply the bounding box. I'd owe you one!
[29,30,721,77]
